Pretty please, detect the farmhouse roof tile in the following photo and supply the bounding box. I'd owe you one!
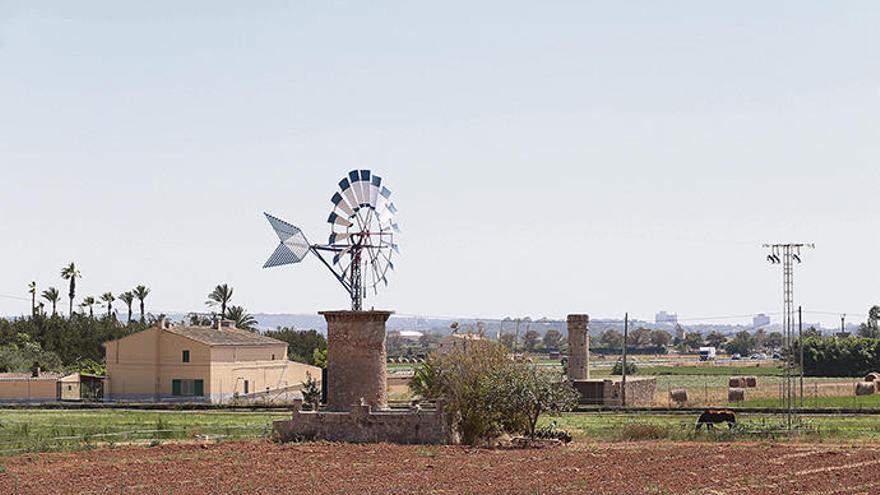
[163,325,284,347]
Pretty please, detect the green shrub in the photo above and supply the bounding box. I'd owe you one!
[611,360,638,376]
[409,341,577,445]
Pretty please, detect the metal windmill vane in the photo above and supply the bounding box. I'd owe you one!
[263,169,399,311]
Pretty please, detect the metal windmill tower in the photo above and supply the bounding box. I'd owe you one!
[264,170,400,311]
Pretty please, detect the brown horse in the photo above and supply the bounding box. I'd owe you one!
[695,409,736,431]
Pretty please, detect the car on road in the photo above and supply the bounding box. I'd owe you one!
[731,353,741,360]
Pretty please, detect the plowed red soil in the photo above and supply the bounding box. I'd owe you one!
[2,440,880,494]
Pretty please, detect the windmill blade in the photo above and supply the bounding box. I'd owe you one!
[327,212,353,228]
[358,170,372,207]
[329,232,353,245]
[331,192,355,217]
[339,177,358,211]
[369,175,381,207]
[348,170,367,207]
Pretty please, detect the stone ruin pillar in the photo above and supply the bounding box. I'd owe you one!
[567,314,590,381]
[320,310,393,411]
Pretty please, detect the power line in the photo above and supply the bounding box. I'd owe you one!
[0,294,29,301]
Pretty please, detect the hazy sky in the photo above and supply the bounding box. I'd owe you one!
[1,1,878,326]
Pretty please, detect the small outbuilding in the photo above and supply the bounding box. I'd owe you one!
[0,369,101,402]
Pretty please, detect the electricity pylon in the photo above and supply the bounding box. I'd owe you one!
[764,242,813,430]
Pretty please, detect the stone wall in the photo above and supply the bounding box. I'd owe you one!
[320,310,393,411]
[572,376,656,407]
[273,400,455,445]
[566,314,590,380]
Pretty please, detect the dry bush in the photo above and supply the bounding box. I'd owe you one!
[616,423,671,441]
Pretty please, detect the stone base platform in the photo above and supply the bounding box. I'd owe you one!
[273,400,456,445]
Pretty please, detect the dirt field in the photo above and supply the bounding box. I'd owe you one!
[3,440,880,494]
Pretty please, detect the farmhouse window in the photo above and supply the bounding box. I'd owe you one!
[244,380,249,395]
[182,350,190,363]
[172,379,205,397]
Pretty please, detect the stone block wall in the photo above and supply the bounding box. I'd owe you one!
[273,400,455,445]
[572,376,656,407]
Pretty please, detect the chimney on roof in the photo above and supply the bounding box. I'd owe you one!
[221,319,234,329]
[31,362,40,378]
[214,317,222,330]
[159,316,167,330]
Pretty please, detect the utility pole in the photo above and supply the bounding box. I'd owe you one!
[621,313,628,408]
[799,306,804,409]
[764,242,813,430]
[841,314,846,336]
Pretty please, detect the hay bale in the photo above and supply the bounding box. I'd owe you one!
[669,389,688,403]
[728,388,745,402]
[728,377,744,388]
[856,382,876,396]
[865,372,880,382]
[744,376,758,388]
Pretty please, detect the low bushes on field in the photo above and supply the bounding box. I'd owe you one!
[615,423,672,441]
[410,342,578,445]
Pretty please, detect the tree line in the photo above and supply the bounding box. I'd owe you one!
[1,263,282,373]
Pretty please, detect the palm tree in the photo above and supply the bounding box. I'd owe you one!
[207,284,234,317]
[118,291,135,324]
[225,305,258,330]
[41,287,60,316]
[28,281,36,315]
[80,296,97,317]
[133,285,150,323]
[60,262,82,317]
[101,292,115,319]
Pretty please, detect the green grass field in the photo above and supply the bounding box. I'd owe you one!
[738,394,880,409]
[542,412,880,442]
[0,409,289,456]
[602,365,789,376]
[3,408,880,459]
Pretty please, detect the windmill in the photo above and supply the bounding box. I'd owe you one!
[263,170,399,311]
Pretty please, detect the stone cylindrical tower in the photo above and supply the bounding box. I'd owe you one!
[567,314,590,380]
[320,310,393,411]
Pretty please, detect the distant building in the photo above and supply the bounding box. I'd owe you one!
[103,319,319,403]
[753,314,771,328]
[397,330,424,340]
[437,333,486,355]
[655,311,678,325]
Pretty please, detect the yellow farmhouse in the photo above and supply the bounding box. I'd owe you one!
[104,319,320,403]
